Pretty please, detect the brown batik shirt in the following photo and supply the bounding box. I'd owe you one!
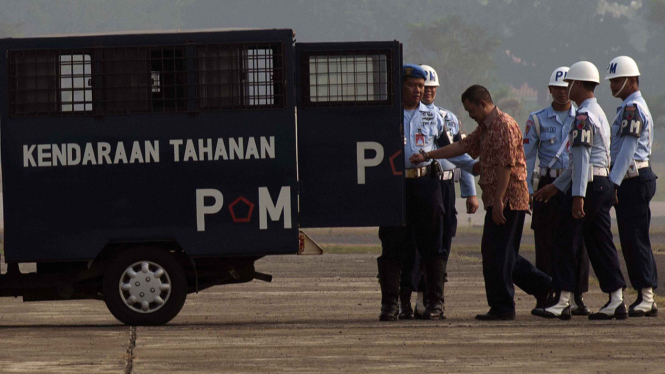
[458,107,530,211]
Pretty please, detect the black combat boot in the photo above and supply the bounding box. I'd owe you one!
[399,288,414,320]
[422,257,446,320]
[377,258,400,321]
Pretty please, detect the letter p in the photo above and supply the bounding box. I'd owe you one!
[357,142,384,185]
[196,189,224,232]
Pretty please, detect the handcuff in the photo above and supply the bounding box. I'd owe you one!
[419,149,430,161]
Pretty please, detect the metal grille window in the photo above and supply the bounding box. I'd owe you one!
[99,46,187,114]
[304,51,392,106]
[9,50,59,116]
[60,54,93,112]
[196,43,283,110]
[8,42,284,117]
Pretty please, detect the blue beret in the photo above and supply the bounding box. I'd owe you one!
[403,64,427,80]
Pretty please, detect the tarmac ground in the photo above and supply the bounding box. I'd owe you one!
[1,249,665,373]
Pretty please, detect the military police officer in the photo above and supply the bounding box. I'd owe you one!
[399,65,478,319]
[534,61,628,320]
[524,67,591,315]
[606,56,658,317]
[377,64,448,321]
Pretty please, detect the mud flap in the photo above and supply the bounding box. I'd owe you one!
[298,231,324,255]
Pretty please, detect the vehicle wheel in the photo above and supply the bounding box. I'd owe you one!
[103,247,187,326]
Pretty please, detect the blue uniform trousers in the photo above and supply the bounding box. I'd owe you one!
[379,176,444,269]
[481,207,551,314]
[402,179,456,293]
[532,176,589,294]
[615,167,658,290]
[553,177,626,293]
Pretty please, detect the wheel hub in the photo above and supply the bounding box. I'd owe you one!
[119,261,171,314]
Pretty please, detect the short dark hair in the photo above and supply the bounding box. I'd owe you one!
[636,76,640,87]
[581,81,597,92]
[461,85,493,105]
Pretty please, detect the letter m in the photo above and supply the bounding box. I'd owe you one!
[609,63,618,74]
[581,129,592,144]
[259,186,292,230]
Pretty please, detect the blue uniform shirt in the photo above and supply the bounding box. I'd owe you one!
[404,102,445,168]
[608,91,653,186]
[523,105,576,194]
[424,103,477,197]
[553,98,612,197]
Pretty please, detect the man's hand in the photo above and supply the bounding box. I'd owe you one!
[466,196,479,214]
[572,196,585,219]
[533,184,558,203]
[492,199,506,225]
[409,153,426,164]
[614,185,619,205]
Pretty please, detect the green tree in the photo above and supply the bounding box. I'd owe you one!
[406,16,500,124]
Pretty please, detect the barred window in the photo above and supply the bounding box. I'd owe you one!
[60,54,92,112]
[196,43,283,110]
[9,50,59,116]
[304,51,392,106]
[8,41,284,117]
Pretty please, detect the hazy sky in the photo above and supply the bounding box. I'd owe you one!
[1,0,663,155]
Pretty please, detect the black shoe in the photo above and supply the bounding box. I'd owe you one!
[398,305,414,320]
[422,306,445,320]
[475,311,515,321]
[531,308,547,317]
[380,305,399,321]
[571,293,591,316]
[589,300,628,320]
[538,305,572,320]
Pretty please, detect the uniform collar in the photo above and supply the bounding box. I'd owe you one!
[482,106,500,129]
[547,104,576,123]
[418,102,430,112]
[622,91,642,106]
[579,97,597,108]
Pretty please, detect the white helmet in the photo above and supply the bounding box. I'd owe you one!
[420,64,440,87]
[549,67,569,87]
[605,56,640,80]
[564,61,600,83]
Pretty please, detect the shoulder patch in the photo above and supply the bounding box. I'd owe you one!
[620,105,643,138]
[571,113,593,147]
[525,119,533,136]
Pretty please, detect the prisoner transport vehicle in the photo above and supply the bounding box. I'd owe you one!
[0,29,405,325]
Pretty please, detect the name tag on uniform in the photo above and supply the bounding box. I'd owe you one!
[415,133,425,147]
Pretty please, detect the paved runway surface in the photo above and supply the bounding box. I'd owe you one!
[1,253,665,373]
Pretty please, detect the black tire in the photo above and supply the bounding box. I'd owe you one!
[103,247,187,326]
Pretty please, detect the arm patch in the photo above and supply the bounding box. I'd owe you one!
[620,105,643,138]
[571,113,593,147]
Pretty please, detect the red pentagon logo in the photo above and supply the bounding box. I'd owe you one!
[229,196,255,223]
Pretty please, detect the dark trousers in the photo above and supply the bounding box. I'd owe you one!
[403,179,457,292]
[615,167,658,290]
[379,176,444,271]
[481,207,551,314]
[532,176,589,293]
[553,177,626,293]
